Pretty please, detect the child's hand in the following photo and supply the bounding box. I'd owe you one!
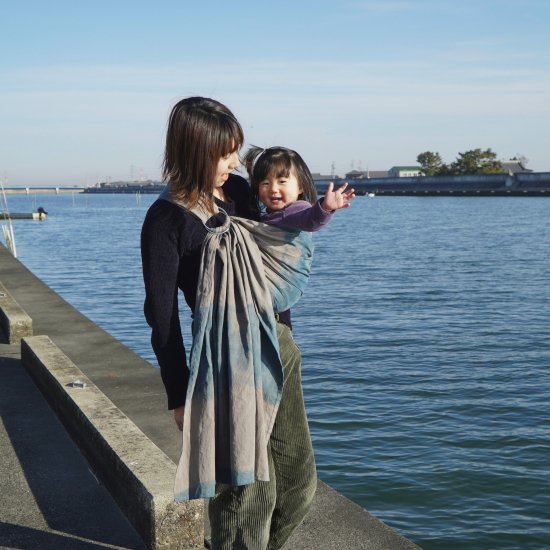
[322,182,355,212]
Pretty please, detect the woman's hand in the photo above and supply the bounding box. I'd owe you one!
[322,182,355,212]
[173,405,185,431]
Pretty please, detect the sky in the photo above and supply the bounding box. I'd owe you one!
[1,0,549,187]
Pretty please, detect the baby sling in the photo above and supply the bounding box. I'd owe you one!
[161,189,313,500]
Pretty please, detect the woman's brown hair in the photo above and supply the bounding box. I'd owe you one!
[163,97,244,213]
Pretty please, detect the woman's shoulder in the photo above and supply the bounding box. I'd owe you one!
[144,196,183,221]
[142,197,209,255]
[142,197,197,235]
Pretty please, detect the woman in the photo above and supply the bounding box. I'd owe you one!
[141,97,316,550]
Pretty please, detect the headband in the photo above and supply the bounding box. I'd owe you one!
[251,148,266,173]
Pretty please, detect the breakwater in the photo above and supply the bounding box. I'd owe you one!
[84,183,163,194]
[2,187,83,194]
[3,172,550,197]
[315,171,550,196]
[77,172,550,196]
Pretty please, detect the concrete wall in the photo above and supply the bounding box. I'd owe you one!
[315,172,550,196]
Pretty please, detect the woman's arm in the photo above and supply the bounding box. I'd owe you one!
[141,202,189,410]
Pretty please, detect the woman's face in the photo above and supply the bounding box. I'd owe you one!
[214,150,240,189]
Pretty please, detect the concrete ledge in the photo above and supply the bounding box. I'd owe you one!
[0,281,32,344]
[285,480,421,550]
[21,335,204,550]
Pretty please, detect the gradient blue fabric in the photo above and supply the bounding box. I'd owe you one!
[164,199,313,501]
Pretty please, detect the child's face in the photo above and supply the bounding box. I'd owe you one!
[258,169,303,212]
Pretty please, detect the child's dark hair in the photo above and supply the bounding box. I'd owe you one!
[244,146,318,212]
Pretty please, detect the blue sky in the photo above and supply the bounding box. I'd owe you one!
[1,0,549,186]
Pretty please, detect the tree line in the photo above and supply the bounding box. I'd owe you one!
[416,149,513,176]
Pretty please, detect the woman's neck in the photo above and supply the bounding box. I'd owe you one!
[213,188,234,206]
[213,187,227,202]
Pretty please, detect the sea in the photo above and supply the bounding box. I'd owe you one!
[3,191,549,550]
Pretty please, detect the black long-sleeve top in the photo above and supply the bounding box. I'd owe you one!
[140,174,291,409]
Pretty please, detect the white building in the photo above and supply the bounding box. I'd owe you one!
[388,166,422,177]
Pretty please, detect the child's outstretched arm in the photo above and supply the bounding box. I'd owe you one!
[322,182,355,212]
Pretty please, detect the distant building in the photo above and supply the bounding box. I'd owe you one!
[344,170,389,179]
[99,179,163,188]
[388,166,422,178]
[311,172,348,182]
[345,170,366,179]
[501,160,533,174]
[311,172,338,181]
[309,160,533,182]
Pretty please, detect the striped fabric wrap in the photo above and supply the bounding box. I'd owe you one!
[167,198,313,501]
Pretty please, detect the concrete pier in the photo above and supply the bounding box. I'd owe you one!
[1,187,83,194]
[0,242,421,550]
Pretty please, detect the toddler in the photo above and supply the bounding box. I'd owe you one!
[244,146,355,230]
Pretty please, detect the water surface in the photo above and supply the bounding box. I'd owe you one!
[5,192,549,549]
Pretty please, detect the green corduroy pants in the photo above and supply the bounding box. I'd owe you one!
[209,322,317,550]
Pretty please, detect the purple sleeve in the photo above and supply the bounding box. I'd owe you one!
[262,200,333,232]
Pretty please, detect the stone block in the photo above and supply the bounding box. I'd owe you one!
[21,334,204,550]
[0,281,33,344]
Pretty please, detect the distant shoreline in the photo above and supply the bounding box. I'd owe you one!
[3,170,550,197]
[81,171,550,197]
